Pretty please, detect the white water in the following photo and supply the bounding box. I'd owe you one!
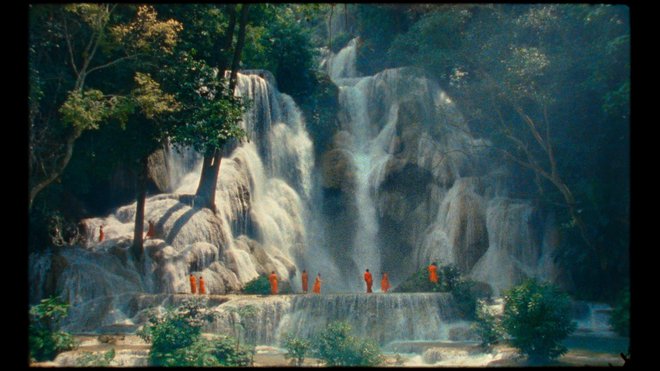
[324,38,559,292]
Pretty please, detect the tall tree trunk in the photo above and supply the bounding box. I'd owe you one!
[195,4,249,213]
[131,156,148,261]
[29,126,83,210]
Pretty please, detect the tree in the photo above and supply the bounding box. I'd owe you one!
[29,4,142,210]
[160,4,251,213]
[29,296,77,362]
[107,5,182,260]
[501,279,576,364]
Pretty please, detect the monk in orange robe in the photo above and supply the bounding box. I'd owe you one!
[190,274,197,294]
[301,270,309,293]
[381,272,391,293]
[99,225,104,242]
[145,220,155,239]
[364,269,373,293]
[428,262,439,284]
[312,273,322,294]
[198,276,206,294]
[269,271,278,295]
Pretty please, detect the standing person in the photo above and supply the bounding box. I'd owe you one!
[364,269,373,293]
[301,270,309,293]
[145,220,155,239]
[381,272,391,293]
[428,262,439,284]
[190,274,197,294]
[98,225,104,242]
[312,273,322,294]
[269,271,278,295]
[198,276,206,295]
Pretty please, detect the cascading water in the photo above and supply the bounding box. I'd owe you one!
[28,37,594,354]
[323,38,559,293]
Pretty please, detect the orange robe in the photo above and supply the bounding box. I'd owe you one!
[364,272,373,293]
[199,277,206,294]
[99,227,104,242]
[428,265,438,283]
[146,222,155,239]
[312,276,321,294]
[269,273,278,295]
[301,271,309,293]
[381,274,390,292]
[190,275,197,294]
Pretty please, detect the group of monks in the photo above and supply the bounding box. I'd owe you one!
[269,270,322,295]
[189,274,206,294]
[362,269,391,293]
[265,262,440,295]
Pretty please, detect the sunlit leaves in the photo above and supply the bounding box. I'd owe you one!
[111,5,182,55]
[65,4,111,32]
[132,72,180,119]
[60,89,115,130]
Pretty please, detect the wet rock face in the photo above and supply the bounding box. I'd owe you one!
[320,148,356,192]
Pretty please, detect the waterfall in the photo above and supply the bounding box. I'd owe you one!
[279,293,461,345]
[324,38,558,292]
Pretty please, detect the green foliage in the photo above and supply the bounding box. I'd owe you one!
[136,298,252,367]
[136,298,215,366]
[298,71,340,156]
[242,4,317,101]
[312,321,384,366]
[501,279,576,364]
[609,286,630,337]
[472,300,503,350]
[75,348,115,367]
[29,296,78,362]
[283,333,311,366]
[59,89,131,131]
[165,51,248,156]
[242,275,272,295]
[207,336,253,366]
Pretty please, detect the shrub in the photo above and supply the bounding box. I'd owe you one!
[137,298,251,366]
[283,333,311,366]
[208,336,253,367]
[242,275,272,295]
[29,296,78,362]
[501,279,577,364]
[609,286,630,337]
[75,348,115,367]
[313,321,384,366]
[472,300,503,350]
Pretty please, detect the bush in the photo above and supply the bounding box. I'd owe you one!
[472,300,503,350]
[313,321,384,366]
[609,286,630,337]
[208,336,253,367]
[501,279,577,364]
[137,298,251,366]
[29,296,78,362]
[75,348,115,367]
[242,275,272,295]
[283,333,311,366]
